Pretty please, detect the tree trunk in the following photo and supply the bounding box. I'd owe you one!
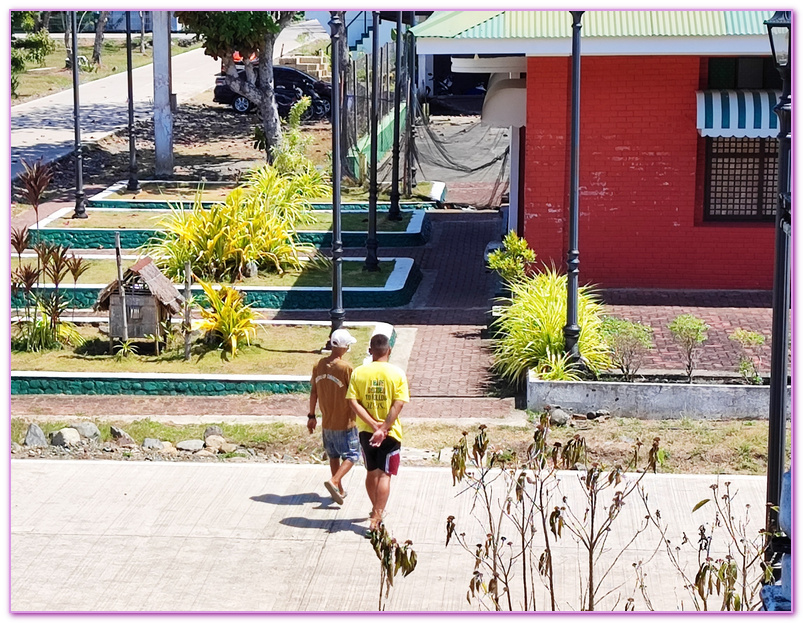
[62,11,70,57]
[35,11,51,33]
[139,11,146,54]
[92,11,110,65]
[258,36,281,163]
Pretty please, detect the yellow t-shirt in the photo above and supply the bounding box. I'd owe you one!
[345,361,409,443]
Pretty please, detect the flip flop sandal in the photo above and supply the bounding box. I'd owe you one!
[324,481,344,505]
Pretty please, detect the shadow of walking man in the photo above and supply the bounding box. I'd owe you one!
[250,492,367,536]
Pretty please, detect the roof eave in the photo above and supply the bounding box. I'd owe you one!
[415,34,771,57]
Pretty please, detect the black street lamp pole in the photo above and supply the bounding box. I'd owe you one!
[71,11,87,218]
[388,11,404,221]
[563,10,584,358]
[405,11,418,196]
[328,11,346,339]
[364,11,381,272]
[125,11,139,192]
[764,10,792,550]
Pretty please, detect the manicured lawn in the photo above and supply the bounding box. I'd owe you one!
[10,323,374,375]
[12,37,201,104]
[108,183,234,202]
[12,257,395,288]
[42,209,413,232]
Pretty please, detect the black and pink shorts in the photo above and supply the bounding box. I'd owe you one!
[359,432,401,475]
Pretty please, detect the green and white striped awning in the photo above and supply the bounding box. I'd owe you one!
[696,90,781,138]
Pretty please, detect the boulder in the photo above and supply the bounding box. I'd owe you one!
[110,426,130,440]
[51,428,82,447]
[71,422,101,440]
[204,435,226,450]
[176,439,205,452]
[219,442,238,454]
[23,423,48,447]
[142,438,164,451]
[11,442,22,453]
[549,407,571,427]
[193,449,215,458]
[203,426,224,440]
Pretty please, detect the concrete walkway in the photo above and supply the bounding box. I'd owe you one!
[10,20,328,179]
[10,459,766,612]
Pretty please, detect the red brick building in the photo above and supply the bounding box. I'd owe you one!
[414,11,781,290]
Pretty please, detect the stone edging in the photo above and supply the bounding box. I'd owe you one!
[11,257,421,311]
[87,180,438,211]
[526,370,791,420]
[30,208,430,249]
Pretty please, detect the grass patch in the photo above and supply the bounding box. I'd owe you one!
[341,181,435,202]
[41,209,413,232]
[12,37,202,104]
[10,324,374,375]
[12,257,394,288]
[108,183,234,202]
[11,417,790,476]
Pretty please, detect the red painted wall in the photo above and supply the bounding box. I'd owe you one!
[523,55,774,290]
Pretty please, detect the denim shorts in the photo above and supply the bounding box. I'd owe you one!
[322,427,361,463]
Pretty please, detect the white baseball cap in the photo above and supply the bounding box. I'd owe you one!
[330,329,357,349]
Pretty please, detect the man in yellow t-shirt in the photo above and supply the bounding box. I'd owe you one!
[346,333,409,533]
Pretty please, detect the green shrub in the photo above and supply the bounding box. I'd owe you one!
[196,280,260,359]
[486,230,536,285]
[601,317,654,381]
[492,267,610,381]
[668,314,709,383]
[145,171,325,282]
[729,328,765,385]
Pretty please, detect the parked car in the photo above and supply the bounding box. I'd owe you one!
[213,65,332,118]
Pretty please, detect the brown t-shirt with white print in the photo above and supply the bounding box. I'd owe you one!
[312,357,355,431]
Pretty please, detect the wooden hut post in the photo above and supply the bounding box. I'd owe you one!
[184,261,191,361]
[115,231,128,346]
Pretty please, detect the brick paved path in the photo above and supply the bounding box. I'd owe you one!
[11,208,776,422]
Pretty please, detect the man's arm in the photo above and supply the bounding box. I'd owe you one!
[369,399,405,447]
[348,398,381,431]
[307,381,318,434]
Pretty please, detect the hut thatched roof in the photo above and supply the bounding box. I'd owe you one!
[94,257,184,314]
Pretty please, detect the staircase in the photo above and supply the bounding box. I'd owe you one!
[277,55,331,81]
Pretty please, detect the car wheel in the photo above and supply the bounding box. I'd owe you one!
[232,96,252,113]
[321,98,331,115]
[312,101,326,119]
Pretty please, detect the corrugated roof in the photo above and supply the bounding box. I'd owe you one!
[413,10,775,39]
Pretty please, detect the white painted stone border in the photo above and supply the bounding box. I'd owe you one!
[526,369,791,420]
[36,206,425,235]
[16,257,413,293]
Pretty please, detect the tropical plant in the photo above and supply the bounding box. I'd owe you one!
[369,523,418,611]
[729,329,765,385]
[11,300,84,352]
[18,158,53,232]
[668,314,709,383]
[114,339,138,361]
[601,317,654,381]
[492,267,610,382]
[487,231,537,285]
[11,226,29,265]
[196,280,260,359]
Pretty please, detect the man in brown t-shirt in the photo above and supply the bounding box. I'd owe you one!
[308,328,360,505]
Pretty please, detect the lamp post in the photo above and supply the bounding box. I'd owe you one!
[125,11,139,192]
[328,11,346,341]
[763,10,792,556]
[364,11,381,272]
[563,10,584,358]
[388,11,404,221]
[70,11,87,218]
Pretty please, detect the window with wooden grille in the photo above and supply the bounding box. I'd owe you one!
[704,137,778,221]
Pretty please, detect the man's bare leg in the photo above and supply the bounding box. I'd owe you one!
[367,469,391,528]
[328,458,353,495]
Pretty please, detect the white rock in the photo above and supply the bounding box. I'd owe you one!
[204,435,226,450]
[194,449,215,458]
[176,439,205,452]
[51,428,81,447]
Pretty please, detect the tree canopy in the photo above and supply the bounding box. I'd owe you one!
[176,11,301,159]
